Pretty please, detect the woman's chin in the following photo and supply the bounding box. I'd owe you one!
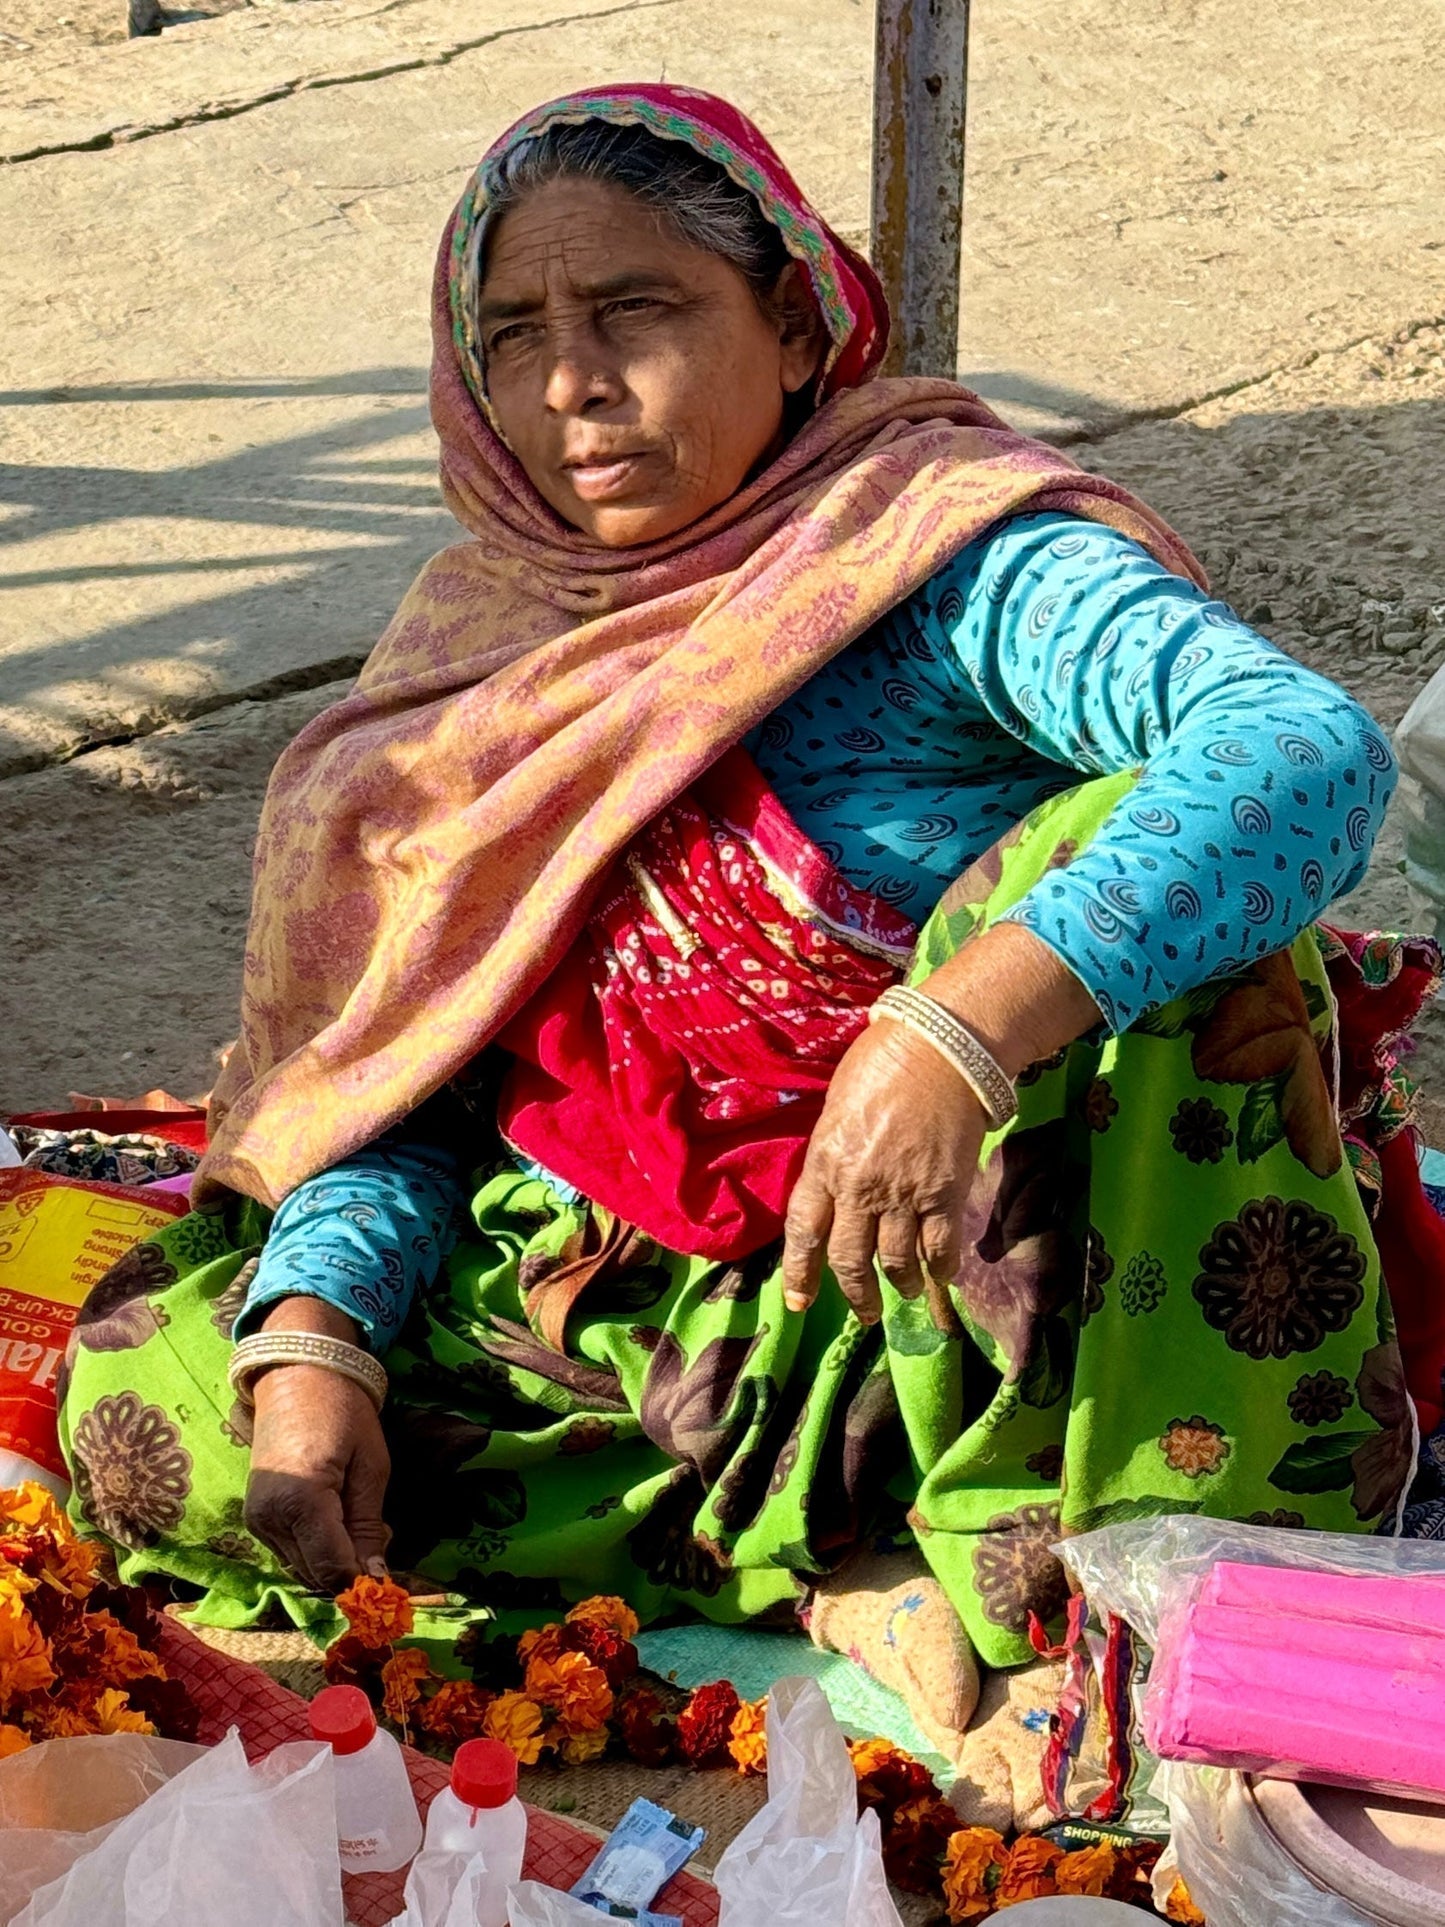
[559,488,725,550]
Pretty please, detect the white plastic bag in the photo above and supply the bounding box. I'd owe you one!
[505,1884,625,1926]
[0,1733,206,1925]
[14,1729,345,1927]
[712,1676,904,1927]
[391,1848,509,1927]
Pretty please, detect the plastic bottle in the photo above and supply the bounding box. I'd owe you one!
[400,1739,527,1927]
[307,1683,423,1874]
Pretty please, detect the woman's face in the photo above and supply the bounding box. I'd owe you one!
[478,176,823,546]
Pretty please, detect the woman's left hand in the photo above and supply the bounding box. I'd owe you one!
[782,1017,989,1324]
[782,922,1103,1325]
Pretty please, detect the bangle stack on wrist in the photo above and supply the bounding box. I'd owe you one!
[228,1330,388,1413]
[868,984,1019,1126]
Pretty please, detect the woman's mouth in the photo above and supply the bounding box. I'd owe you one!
[564,453,649,501]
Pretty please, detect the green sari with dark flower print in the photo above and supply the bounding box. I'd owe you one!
[58,772,1414,1669]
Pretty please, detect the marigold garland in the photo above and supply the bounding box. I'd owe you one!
[324,1582,1185,1919]
[0,1482,197,1751]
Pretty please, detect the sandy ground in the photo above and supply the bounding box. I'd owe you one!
[1,0,1443,1117]
[0,0,253,57]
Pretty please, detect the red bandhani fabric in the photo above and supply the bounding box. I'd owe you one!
[154,1614,720,1927]
[497,748,916,1260]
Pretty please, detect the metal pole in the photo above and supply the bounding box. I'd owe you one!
[870,0,971,378]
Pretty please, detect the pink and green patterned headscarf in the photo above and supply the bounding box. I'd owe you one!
[447,84,891,416]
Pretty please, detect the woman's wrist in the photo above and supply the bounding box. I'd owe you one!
[259,1295,363,1348]
[916,922,1101,1081]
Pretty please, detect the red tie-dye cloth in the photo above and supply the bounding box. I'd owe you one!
[496,748,917,1261]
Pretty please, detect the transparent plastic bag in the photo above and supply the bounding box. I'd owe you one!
[13,1729,345,1926]
[1058,1515,1445,1802]
[1149,1763,1375,1927]
[711,1676,904,1927]
[0,1733,206,1925]
[506,1884,674,1926]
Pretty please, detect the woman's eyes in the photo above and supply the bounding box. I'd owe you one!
[484,298,667,357]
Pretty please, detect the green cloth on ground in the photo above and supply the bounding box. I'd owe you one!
[59,773,1412,1673]
[634,1624,955,1784]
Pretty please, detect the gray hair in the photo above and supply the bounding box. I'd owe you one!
[481,119,792,302]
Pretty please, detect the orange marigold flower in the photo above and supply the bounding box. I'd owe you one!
[995,1834,1065,1906]
[417,1680,495,1746]
[381,1648,435,1726]
[1054,1843,1118,1897]
[848,1736,936,1811]
[0,1564,36,1608]
[27,1695,95,1740]
[335,1575,414,1648]
[517,1623,568,1670]
[942,1828,1008,1923]
[562,1620,639,1689]
[676,1680,741,1767]
[1164,1879,1207,1925]
[3,1483,69,1537]
[484,1691,547,1766]
[90,1688,155,1737]
[0,1721,30,1757]
[90,1612,165,1689]
[558,1724,610,1766]
[727,1697,768,1777]
[564,1596,640,1642]
[884,1793,959,1893]
[524,1650,613,1735]
[0,1599,55,1708]
[51,1536,104,1598]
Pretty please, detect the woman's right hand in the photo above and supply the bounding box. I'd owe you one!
[242,1297,392,1593]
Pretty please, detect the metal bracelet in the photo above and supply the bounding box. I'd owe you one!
[228,1330,388,1413]
[868,984,1019,1126]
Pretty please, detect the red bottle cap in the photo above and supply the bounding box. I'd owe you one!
[308,1685,377,1757]
[450,1738,518,1809]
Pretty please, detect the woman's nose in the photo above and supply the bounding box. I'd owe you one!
[544,343,624,416]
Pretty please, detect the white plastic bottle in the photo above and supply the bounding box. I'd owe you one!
[307,1683,423,1874]
[403,1739,527,1927]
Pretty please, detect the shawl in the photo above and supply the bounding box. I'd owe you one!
[198,84,1203,1208]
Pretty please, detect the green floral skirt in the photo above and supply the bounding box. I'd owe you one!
[59,774,1413,1668]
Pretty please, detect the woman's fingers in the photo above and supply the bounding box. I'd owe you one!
[782,1169,834,1312]
[876,1208,926,1298]
[826,1206,885,1325]
[918,1207,965,1289]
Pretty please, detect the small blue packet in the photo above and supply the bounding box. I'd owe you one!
[569,1797,705,1923]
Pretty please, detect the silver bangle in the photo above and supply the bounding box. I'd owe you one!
[228,1331,388,1413]
[868,984,1019,1126]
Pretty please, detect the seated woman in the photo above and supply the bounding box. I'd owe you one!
[61,86,1427,1753]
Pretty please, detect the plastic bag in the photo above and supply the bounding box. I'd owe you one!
[1150,1763,1374,1927]
[1058,1515,1445,1802]
[0,1732,206,1925]
[712,1676,904,1927]
[506,1886,644,1926]
[14,1729,345,1926]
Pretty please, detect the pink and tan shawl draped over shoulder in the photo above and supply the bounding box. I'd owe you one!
[199,85,1203,1209]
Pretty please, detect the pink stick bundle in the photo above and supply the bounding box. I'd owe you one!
[1147,1560,1445,1799]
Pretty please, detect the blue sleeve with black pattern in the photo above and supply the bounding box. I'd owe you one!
[935,513,1396,1030]
[234,1130,462,1354]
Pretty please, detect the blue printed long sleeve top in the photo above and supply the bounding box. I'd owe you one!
[238,510,1395,1349]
